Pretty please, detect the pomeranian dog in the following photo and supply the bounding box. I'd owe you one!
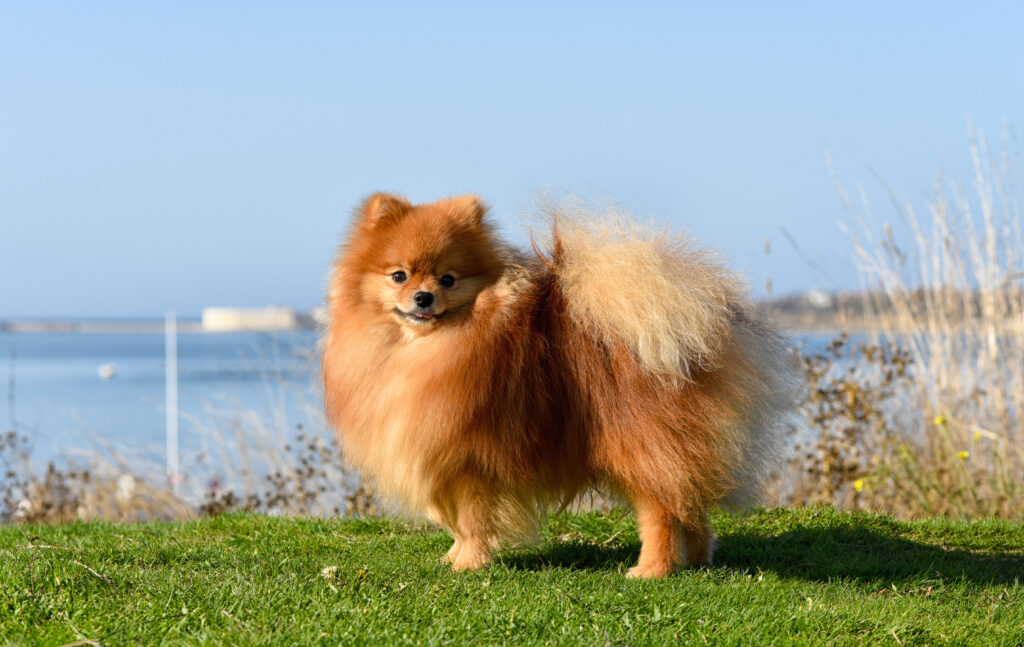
[323,193,796,578]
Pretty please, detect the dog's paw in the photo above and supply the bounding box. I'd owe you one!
[625,562,676,579]
[441,541,461,565]
[449,549,490,572]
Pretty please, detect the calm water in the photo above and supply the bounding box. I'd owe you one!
[0,331,321,468]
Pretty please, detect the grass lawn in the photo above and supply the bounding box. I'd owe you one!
[1,507,1021,646]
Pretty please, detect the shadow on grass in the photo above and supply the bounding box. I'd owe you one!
[501,539,641,574]
[503,521,1023,585]
[715,525,1023,586]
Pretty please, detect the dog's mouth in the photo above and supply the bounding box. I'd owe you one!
[393,307,446,324]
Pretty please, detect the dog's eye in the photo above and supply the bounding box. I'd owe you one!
[439,274,455,288]
[391,271,408,284]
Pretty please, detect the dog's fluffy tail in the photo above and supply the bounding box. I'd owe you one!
[539,199,744,383]
[538,198,799,507]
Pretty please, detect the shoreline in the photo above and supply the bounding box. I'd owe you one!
[1,307,323,334]
[0,320,319,334]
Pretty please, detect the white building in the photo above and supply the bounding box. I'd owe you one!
[201,306,301,332]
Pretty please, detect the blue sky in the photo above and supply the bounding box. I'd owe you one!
[2,2,1022,317]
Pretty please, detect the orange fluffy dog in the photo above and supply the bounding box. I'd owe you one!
[323,194,796,578]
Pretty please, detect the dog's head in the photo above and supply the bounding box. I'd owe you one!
[336,193,502,334]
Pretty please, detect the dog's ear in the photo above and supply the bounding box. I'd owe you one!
[447,195,488,226]
[358,193,412,228]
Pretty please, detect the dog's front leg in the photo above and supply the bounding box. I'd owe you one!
[442,485,499,571]
[441,536,462,565]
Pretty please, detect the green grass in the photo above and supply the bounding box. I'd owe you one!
[1,507,1022,646]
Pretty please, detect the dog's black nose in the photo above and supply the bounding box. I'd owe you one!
[414,291,434,308]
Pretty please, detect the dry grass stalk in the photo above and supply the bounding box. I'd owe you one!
[822,125,1024,518]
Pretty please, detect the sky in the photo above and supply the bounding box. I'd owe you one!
[2,2,1023,318]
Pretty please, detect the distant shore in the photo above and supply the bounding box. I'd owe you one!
[0,319,205,334]
[0,320,321,334]
[0,297,862,335]
[2,291,961,335]
[1,306,322,334]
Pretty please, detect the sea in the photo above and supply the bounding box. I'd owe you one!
[0,330,323,474]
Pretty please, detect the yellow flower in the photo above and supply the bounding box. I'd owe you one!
[973,431,983,442]
[933,415,947,426]
[957,450,970,459]
[854,479,864,493]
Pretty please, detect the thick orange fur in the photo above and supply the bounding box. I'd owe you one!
[323,194,797,578]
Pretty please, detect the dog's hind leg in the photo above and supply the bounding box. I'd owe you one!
[682,518,715,566]
[626,495,684,579]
